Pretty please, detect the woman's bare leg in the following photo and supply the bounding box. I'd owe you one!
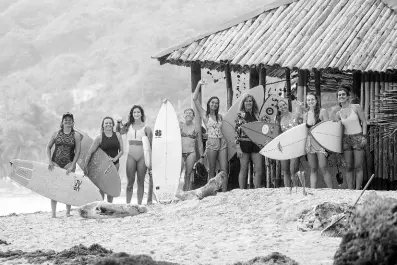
[218,147,228,192]
[136,157,147,205]
[344,150,354,189]
[318,153,333,189]
[251,153,263,189]
[126,155,137,204]
[238,153,250,189]
[354,149,364,189]
[307,153,318,189]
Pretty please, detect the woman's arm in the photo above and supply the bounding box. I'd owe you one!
[320,108,329,121]
[113,132,124,162]
[302,112,307,124]
[47,132,56,171]
[193,80,207,121]
[116,121,129,135]
[354,104,367,135]
[85,135,101,169]
[67,132,82,174]
[145,126,153,146]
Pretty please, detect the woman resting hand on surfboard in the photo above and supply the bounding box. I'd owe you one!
[46,112,81,218]
[193,80,228,192]
[303,92,333,189]
[276,99,301,189]
[334,87,367,189]
[116,105,153,205]
[234,94,263,189]
[180,108,204,191]
[85,117,124,202]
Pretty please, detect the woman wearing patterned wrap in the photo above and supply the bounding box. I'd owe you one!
[234,94,263,189]
[276,100,301,189]
[193,80,228,192]
[303,92,333,189]
[85,116,124,202]
[46,112,81,218]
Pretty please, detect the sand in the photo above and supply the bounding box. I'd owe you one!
[1,188,396,265]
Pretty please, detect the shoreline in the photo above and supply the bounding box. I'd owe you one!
[1,188,396,265]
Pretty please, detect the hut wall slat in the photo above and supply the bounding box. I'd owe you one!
[370,74,375,120]
[259,0,319,65]
[316,0,373,69]
[243,2,302,66]
[390,132,395,181]
[329,0,376,68]
[296,0,353,69]
[379,126,383,180]
[374,126,379,181]
[384,127,389,181]
[375,73,380,119]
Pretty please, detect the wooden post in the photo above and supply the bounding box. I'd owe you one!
[360,71,365,109]
[364,73,370,120]
[225,64,233,110]
[249,67,260,89]
[374,72,380,119]
[259,66,268,188]
[370,73,375,120]
[314,69,321,107]
[191,62,203,168]
[298,69,305,106]
[285,68,292,112]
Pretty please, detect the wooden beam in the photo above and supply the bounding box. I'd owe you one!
[285,68,292,112]
[225,64,233,110]
[314,69,321,107]
[297,69,305,105]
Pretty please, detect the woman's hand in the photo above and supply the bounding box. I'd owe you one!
[236,148,243,158]
[48,161,55,171]
[65,162,76,175]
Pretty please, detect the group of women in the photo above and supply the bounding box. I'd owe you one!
[45,81,367,218]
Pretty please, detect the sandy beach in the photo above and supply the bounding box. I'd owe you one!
[1,188,396,264]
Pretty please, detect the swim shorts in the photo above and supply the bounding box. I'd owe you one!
[343,133,366,151]
[206,137,227,151]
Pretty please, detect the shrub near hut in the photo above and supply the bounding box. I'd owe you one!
[334,193,397,265]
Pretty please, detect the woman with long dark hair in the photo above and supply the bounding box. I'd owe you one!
[116,105,153,205]
[234,94,263,189]
[46,112,81,218]
[193,80,228,191]
[303,92,333,189]
[334,87,367,189]
[85,116,124,202]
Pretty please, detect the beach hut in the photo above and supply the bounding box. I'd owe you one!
[152,0,397,190]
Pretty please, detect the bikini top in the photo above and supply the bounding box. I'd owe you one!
[305,111,321,128]
[180,124,198,139]
[126,125,147,141]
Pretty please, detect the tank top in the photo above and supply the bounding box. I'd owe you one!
[340,108,362,134]
[236,112,257,138]
[206,116,223,138]
[305,111,321,129]
[52,130,75,168]
[280,113,299,132]
[100,131,120,164]
[127,125,147,141]
[181,124,197,153]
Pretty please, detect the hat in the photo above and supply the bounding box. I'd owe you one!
[62,112,74,121]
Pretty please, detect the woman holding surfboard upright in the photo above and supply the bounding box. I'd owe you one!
[303,93,333,189]
[46,112,81,218]
[193,80,228,192]
[234,94,263,189]
[334,87,367,189]
[180,108,204,191]
[117,105,153,205]
[276,99,301,189]
[84,117,124,202]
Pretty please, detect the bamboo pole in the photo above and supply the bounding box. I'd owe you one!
[390,131,395,182]
[225,64,233,110]
[379,126,383,182]
[364,73,370,119]
[314,69,321,107]
[383,126,388,182]
[375,73,380,119]
[370,74,375,120]
[373,126,379,188]
[360,72,365,108]
[394,132,397,181]
[191,63,203,166]
[286,68,292,112]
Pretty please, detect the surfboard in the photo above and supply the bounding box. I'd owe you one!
[310,121,343,153]
[9,159,102,206]
[142,136,151,168]
[260,123,308,160]
[75,129,121,197]
[240,121,281,149]
[152,99,182,202]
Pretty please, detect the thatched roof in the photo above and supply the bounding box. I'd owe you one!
[153,0,397,74]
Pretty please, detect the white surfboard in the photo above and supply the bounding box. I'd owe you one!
[9,159,102,206]
[142,136,151,168]
[260,123,308,160]
[152,99,182,202]
[310,121,343,153]
[222,84,285,160]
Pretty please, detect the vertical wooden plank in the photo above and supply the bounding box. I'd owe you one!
[285,68,292,112]
[225,64,233,111]
[314,69,321,107]
[374,73,380,120]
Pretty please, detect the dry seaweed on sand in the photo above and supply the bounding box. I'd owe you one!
[94,252,180,265]
[232,252,299,265]
[0,239,10,245]
[334,193,397,265]
[0,244,112,265]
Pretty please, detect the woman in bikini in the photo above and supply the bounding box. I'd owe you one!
[235,94,263,189]
[334,87,367,189]
[116,105,153,205]
[303,92,333,189]
[180,108,204,191]
[46,112,81,218]
[193,80,228,192]
[84,116,124,202]
[276,99,302,189]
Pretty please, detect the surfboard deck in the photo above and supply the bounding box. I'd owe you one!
[310,121,343,153]
[152,99,182,203]
[260,123,308,160]
[76,129,121,197]
[142,136,151,168]
[241,121,281,149]
[223,86,286,160]
[9,159,102,206]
